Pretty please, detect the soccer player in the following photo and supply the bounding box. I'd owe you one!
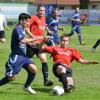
[0,8,8,43]
[25,5,53,86]
[68,7,86,45]
[0,13,37,94]
[91,39,100,52]
[46,8,63,46]
[41,34,99,92]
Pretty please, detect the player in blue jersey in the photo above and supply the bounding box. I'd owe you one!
[68,7,86,45]
[46,8,63,46]
[0,13,37,94]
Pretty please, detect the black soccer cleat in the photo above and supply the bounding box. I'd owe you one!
[64,85,76,93]
[44,80,53,86]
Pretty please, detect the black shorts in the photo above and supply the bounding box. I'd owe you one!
[53,63,72,78]
[0,30,5,38]
[26,44,43,58]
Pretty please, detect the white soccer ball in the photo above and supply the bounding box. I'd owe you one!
[52,86,64,96]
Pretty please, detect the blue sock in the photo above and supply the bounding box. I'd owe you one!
[0,76,10,86]
[24,72,36,88]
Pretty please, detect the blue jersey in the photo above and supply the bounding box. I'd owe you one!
[72,12,80,26]
[47,16,59,34]
[11,25,26,55]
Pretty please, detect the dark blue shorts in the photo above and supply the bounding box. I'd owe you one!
[5,53,34,77]
[52,34,60,44]
[0,30,5,38]
[72,25,81,34]
[46,34,60,46]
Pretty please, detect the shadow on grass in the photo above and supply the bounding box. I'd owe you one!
[0,91,29,95]
[34,87,51,93]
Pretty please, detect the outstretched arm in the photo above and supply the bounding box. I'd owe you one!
[78,58,100,64]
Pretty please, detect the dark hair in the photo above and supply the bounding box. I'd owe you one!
[60,34,70,41]
[18,13,31,22]
[37,4,45,11]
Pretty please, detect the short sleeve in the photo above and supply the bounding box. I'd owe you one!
[72,49,83,62]
[16,28,24,41]
[43,46,54,54]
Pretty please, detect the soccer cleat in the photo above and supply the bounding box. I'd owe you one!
[24,86,36,94]
[91,48,96,53]
[64,85,76,93]
[81,42,86,45]
[44,80,53,86]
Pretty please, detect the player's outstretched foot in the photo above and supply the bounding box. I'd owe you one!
[64,85,76,93]
[44,80,53,86]
[91,48,96,53]
[80,42,86,45]
[23,86,36,94]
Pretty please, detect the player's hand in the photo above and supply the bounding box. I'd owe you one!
[91,61,100,64]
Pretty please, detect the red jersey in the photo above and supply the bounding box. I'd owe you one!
[29,15,45,36]
[43,46,83,68]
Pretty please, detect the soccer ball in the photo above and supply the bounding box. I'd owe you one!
[52,86,64,96]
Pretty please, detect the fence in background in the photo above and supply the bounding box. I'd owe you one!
[0,3,100,25]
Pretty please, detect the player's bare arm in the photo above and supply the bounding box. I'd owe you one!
[78,58,100,64]
[20,38,34,44]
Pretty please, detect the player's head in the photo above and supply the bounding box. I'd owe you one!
[37,4,45,17]
[52,8,59,18]
[75,7,79,13]
[60,34,70,48]
[18,13,31,28]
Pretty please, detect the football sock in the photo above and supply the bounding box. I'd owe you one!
[60,73,68,89]
[42,63,48,82]
[92,39,100,49]
[78,34,82,44]
[24,72,36,88]
[0,76,10,86]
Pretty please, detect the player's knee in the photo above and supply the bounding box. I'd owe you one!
[67,77,74,86]
[39,53,47,62]
[28,64,37,74]
[57,65,66,74]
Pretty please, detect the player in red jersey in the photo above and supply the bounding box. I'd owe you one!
[25,5,53,86]
[42,34,99,92]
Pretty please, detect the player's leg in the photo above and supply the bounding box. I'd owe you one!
[38,52,53,86]
[66,68,75,92]
[91,39,100,52]
[0,31,6,43]
[0,55,22,86]
[68,26,75,36]
[22,58,37,94]
[53,63,68,92]
[76,26,86,45]
[53,34,60,45]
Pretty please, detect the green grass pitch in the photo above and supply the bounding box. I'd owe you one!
[0,25,100,100]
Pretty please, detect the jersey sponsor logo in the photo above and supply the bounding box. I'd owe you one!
[39,25,45,30]
[58,50,72,56]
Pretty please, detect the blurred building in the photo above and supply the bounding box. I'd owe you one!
[89,0,100,9]
[34,0,80,9]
